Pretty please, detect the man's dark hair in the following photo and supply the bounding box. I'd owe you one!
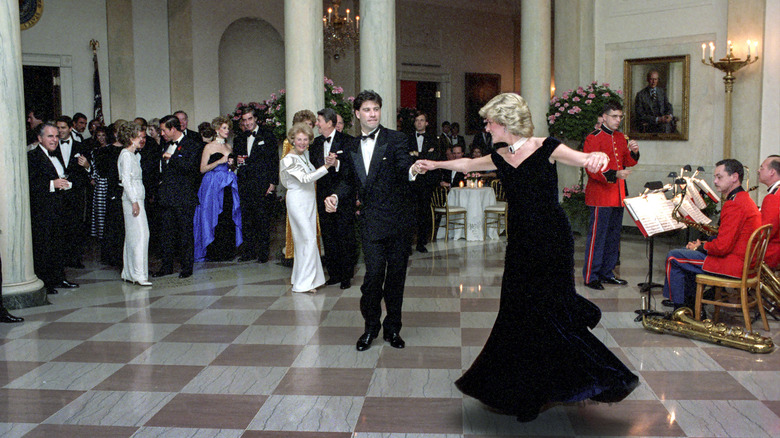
[241,106,260,119]
[452,144,463,154]
[716,158,744,183]
[73,112,88,122]
[160,115,182,131]
[601,100,623,115]
[766,155,780,174]
[198,122,215,139]
[27,108,45,120]
[441,121,450,127]
[36,122,56,138]
[56,115,73,127]
[353,90,383,111]
[134,117,148,129]
[317,108,338,125]
[414,111,427,121]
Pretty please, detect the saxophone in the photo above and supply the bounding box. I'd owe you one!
[761,263,780,319]
[642,307,774,354]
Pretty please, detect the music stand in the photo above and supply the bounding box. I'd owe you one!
[634,180,667,321]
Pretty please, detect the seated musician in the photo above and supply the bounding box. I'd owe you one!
[663,159,761,308]
[758,155,780,269]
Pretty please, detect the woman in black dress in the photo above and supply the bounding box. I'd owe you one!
[419,93,638,422]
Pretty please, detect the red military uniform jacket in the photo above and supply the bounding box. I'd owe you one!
[703,189,761,278]
[760,182,780,268]
[583,126,639,207]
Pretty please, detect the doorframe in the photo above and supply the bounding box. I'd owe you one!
[398,69,451,135]
[22,53,73,117]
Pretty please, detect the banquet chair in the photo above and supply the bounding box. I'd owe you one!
[484,179,507,238]
[431,186,466,241]
[694,224,772,332]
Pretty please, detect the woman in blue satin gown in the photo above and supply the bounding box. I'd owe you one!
[419,93,639,422]
[193,116,242,262]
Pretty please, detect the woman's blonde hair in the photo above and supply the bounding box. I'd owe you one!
[287,122,314,144]
[116,120,143,146]
[211,116,231,132]
[478,93,534,138]
[292,109,316,126]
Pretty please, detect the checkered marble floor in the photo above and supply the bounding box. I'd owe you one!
[2,234,779,437]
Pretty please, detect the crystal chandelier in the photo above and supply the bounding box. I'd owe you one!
[323,0,359,59]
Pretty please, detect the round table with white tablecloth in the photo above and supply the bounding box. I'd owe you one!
[437,187,498,241]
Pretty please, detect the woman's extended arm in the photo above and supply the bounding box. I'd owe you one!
[550,143,609,173]
[419,154,496,174]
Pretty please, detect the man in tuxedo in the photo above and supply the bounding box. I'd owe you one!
[233,106,279,263]
[312,108,356,289]
[71,113,89,142]
[409,111,442,253]
[26,108,44,147]
[174,110,203,145]
[152,115,201,278]
[27,123,80,295]
[325,90,426,351]
[336,113,346,133]
[449,122,466,150]
[634,70,675,133]
[55,116,91,269]
[440,145,466,188]
[471,129,493,155]
[439,121,452,153]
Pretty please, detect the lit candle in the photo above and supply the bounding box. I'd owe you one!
[753,41,758,57]
[701,43,706,61]
[328,7,332,23]
[459,181,464,188]
[346,8,350,21]
[747,40,751,57]
[727,40,732,54]
[478,180,483,188]
[709,42,714,59]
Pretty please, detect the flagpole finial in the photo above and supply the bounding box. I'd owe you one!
[90,39,99,52]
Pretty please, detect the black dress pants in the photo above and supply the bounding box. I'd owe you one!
[319,208,355,281]
[240,195,271,261]
[159,204,196,273]
[360,232,411,334]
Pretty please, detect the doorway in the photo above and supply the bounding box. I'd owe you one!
[23,65,61,122]
[400,80,438,135]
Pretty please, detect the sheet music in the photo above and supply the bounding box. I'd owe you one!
[676,196,712,224]
[624,192,686,237]
[692,177,720,203]
[684,177,708,209]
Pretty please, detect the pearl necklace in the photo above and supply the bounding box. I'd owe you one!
[508,137,529,154]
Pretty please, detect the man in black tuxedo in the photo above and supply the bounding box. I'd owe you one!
[440,145,467,188]
[174,110,203,145]
[152,115,201,278]
[409,111,442,253]
[470,129,493,155]
[55,115,91,269]
[27,123,80,295]
[634,70,675,133]
[312,108,356,289]
[326,90,427,351]
[71,113,89,143]
[233,107,279,263]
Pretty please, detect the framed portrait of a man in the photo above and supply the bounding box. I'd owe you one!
[623,55,689,141]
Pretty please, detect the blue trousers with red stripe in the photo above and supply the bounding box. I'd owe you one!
[662,248,706,305]
[582,206,623,283]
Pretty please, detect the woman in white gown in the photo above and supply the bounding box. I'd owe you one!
[117,121,151,286]
[280,123,336,293]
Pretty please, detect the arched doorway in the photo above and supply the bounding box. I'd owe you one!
[218,18,284,116]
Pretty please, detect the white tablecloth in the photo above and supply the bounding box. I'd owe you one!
[438,187,498,241]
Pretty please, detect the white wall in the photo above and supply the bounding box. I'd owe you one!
[20,0,110,121]
[132,0,171,120]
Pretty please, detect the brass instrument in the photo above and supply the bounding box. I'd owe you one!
[761,263,780,318]
[642,307,774,354]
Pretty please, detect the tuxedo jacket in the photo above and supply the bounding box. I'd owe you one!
[233,127,279,205]
[703,189,761,278]
[442,169,466,187]
[408,132,443,187]
[335,125,415,241]
[27,146,66,223]
[158,135,201,208]
[470,132,493,154]
[310,130,354,209]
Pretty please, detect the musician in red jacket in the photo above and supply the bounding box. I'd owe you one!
[582,101,639,290]
[758,155,780,268]
[663,159,761,307]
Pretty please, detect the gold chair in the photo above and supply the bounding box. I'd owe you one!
[694,224,772,332]
[431,186,467,241]
[484,179,507,238]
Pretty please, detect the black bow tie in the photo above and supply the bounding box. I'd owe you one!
[416,133,424,137]
[249,130,258,137]
[171,141,179,147]
[48,150,59,158]
[324,137,332,144]
[60,140,70,145]
[361,130,377,141]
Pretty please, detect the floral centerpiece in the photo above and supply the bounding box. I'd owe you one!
[230,77,355,139]
[547,82,623,233]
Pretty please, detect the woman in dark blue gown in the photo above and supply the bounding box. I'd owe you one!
[193,116,242,262]
[420,93,638,422]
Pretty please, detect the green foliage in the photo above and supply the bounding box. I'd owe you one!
[547,82,623,146]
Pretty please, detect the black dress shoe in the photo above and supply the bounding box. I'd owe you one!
[356,332,376,351]
[585,280,604,290]
[326,278,341,286]
[602,277,628,285]
[416,245,428,253]
[662,299,676,307]
[179,271,192,279]
[0,309,24,323]
[46,287,58,295]
[152,270,172,278]
[383,332,405,349]
[59,280,79,289]
[340,279,351,289]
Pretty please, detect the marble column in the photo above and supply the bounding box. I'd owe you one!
[520,0,552,137]
[284,0,324,127]
[0,0,46,308]
[359,0,396,128]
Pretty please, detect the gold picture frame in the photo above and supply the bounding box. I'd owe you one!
[623,55,689,141]
[20,0,44,31]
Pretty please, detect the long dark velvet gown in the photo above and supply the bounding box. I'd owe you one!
[193,153,242,262]
[455,138,639,422]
